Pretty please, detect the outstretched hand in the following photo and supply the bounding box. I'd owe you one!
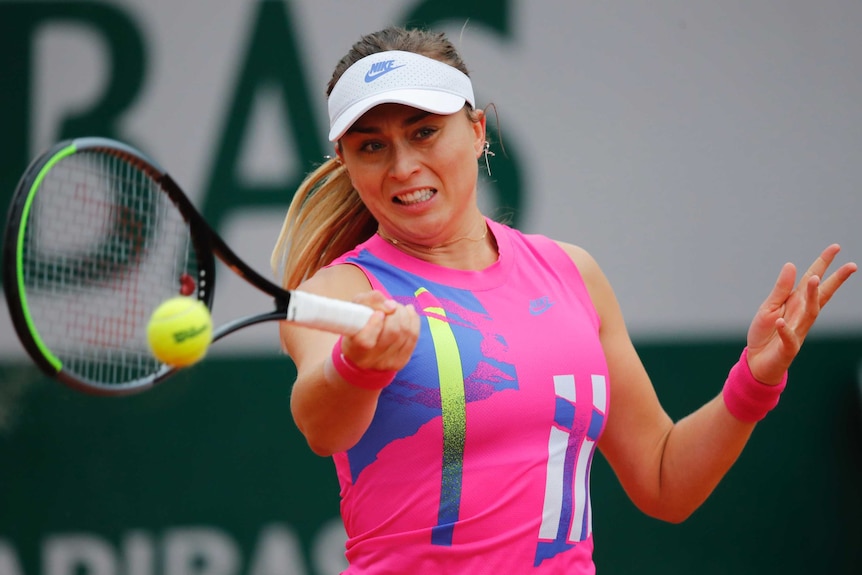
[746,244,857,384]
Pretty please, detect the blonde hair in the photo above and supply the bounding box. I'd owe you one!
[270,26,473,289]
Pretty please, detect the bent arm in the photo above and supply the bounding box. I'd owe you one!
[281,264,419,456]
[561,243,757,523]
[600,330,756,523]
[562,242,855,523]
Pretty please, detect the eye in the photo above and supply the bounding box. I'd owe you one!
[358,140,385,153]
[414,126,438,140]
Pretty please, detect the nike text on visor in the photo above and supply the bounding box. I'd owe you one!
[327,50,476,141]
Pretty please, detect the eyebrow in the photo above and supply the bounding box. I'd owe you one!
[346,110,433,135]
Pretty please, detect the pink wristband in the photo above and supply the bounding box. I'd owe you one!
[328,336,396,391]
[722,347,788,422]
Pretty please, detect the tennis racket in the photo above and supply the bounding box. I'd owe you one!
[2,137,373,396]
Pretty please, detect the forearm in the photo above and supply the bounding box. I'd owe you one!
[290,359,381,456]
[650,394,756,522]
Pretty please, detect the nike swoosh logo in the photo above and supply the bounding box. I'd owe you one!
[529,297,554,316]
[364,64,406,82]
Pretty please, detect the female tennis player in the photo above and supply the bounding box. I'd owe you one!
[271,26,857,573]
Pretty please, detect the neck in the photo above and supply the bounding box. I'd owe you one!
[377,218,488,251]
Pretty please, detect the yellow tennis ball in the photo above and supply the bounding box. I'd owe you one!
[146,297,213,367]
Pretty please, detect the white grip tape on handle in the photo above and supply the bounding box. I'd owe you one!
[286,290,374,335]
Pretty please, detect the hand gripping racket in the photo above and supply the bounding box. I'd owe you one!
[2,137,373,396]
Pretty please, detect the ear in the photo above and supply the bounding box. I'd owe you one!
[472,109,487,158]
[334,143,344,163]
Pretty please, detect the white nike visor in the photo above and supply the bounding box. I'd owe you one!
[327,50,475,142]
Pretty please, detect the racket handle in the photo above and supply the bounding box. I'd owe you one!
[286,290,374,335]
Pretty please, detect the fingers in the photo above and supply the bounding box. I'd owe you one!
[794,244,857,309]
[791,273,822,336]
[772,245,854,336]
[761,262,797,311]
[375,304,420,367]
[343,292,419,371]
[817,261,858,308]
[353,290,397,314]
[773,316,798,356]
[775,244,856,312]
[750,245,854,349]
[800,243,840,285]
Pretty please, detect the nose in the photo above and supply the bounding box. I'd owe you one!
[388,142,421,181]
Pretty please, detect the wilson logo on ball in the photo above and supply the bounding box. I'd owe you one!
[172,325,210,343]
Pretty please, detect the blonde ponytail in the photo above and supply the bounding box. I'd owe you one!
[270,158,377,289]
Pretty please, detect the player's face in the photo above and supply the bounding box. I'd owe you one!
[337,103,485,246]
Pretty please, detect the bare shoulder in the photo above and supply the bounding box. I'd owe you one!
[552,241,605,287]
[552,240,618,319]
[296,262,372,300]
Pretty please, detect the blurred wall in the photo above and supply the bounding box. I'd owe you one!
[0,1,860,574]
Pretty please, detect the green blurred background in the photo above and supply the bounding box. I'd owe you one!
[2,340,860,573]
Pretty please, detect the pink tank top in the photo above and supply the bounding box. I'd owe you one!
[328,219,609,573]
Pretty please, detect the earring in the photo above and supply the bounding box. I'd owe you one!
[482,140,495,177]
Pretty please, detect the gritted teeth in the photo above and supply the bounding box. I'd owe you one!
[394,189,435,205]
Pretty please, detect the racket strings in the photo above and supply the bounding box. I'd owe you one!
[21,151,198,386]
